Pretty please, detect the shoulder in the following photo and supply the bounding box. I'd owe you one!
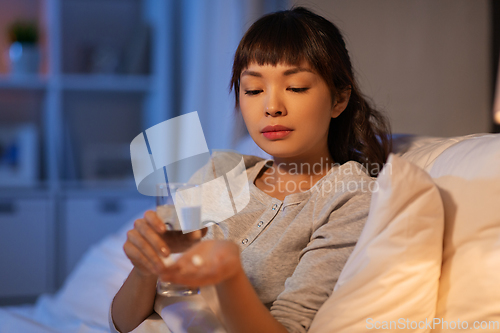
[318,160,375,197]
[310,160,374,223]
[335,160,373,181]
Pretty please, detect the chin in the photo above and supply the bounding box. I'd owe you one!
[249,133,301,158]
[256,142,300,159]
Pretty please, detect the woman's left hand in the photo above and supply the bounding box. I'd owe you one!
[158,239,242,287]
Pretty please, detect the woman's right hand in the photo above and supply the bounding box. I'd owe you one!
[123,210,206,278]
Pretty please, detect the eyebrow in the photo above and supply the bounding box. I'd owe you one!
[241,67,314,78]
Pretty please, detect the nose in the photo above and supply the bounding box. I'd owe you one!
[266,108,284,117]
[264,90,286,117]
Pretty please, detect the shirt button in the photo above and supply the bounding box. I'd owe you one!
[242,238,249,244]
[257,221,264,227]
[272,204,278,210]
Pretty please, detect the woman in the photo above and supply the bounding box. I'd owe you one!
[111,6,391,333]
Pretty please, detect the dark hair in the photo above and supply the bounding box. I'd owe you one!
[230,6,391,176]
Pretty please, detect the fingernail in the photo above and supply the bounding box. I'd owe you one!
[159,224,167,232]
[161,247,169,256]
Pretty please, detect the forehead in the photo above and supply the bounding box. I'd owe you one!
[241,61,317,78]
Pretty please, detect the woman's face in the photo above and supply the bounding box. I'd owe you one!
[239,61,348,160]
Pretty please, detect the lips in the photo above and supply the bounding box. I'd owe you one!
[261,125,293,139]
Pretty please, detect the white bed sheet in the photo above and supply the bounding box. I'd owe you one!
[0,215,138,333]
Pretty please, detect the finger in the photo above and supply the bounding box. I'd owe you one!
[134,218,170,257]
[159,265,199,286]
[186,229,202,241]
[123,241,157,276]
[201,227,208,238]
[144,210,167,234]
[158,261,183,283]
[127,229,168,273]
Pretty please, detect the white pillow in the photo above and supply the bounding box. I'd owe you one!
[309,154,444,333]
[429,134,500,332]
[395,134,486,172]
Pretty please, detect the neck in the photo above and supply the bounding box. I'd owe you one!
[271,154,334,177]
[254,145,336,198]
[261,148,336,194]
[272,140,334,175]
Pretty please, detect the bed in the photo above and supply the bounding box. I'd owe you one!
[1,133,499,333]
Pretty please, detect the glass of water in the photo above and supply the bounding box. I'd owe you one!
[156,182,202,296]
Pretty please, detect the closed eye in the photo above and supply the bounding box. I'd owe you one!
[287,87,309,93]
[244,90,263,96]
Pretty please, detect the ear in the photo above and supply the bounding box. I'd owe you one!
[331,87,351,118]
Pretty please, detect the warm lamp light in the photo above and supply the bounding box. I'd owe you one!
[494,55,500,125]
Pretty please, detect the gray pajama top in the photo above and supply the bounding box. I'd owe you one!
[200,152,374,333]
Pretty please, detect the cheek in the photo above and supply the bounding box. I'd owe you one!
[239,99,258,128]
[293,101,332,139]
[296,97,333,124]
[315,93,335,123]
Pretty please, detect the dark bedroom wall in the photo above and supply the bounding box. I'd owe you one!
[290,0,492,136]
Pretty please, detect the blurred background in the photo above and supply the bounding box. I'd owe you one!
[0,0,497,305]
